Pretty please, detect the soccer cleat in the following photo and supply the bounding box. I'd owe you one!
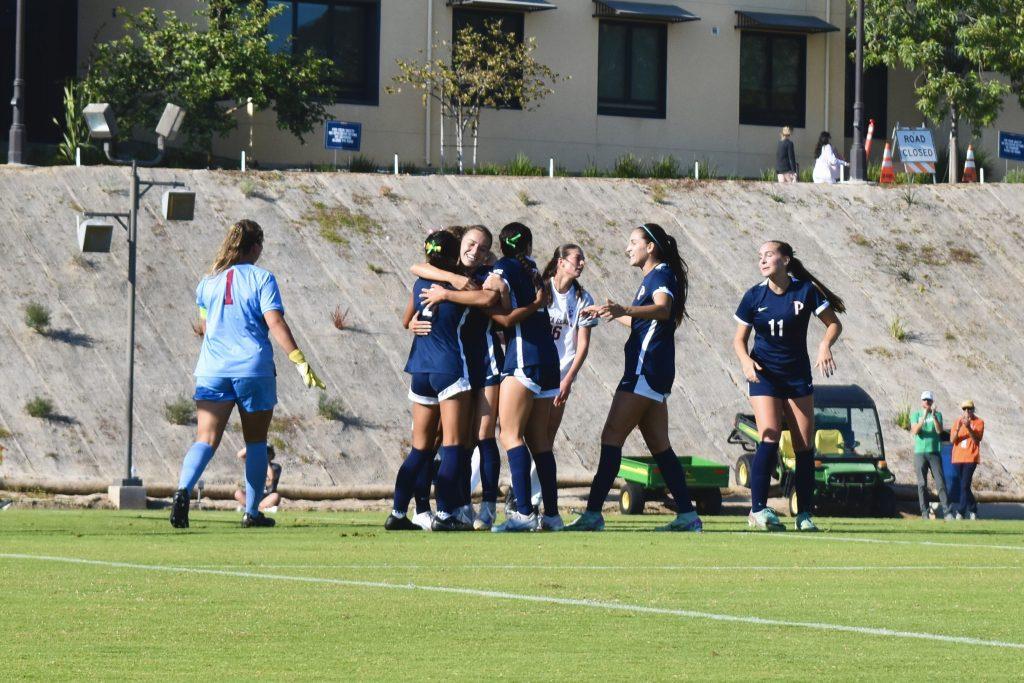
[491,510,537,533]
[456,504,476,527]
[385,512,420,531]
[431,513,473,532]
[968,512,977,520]
[474,501,496,530]
[412,511,434,531]
[954,512,964,520]
[169,488,190,529]
[564,510,605,531]
[241,512,276,528]
[655,511,703,532]
[921,511,930,521]
[539,514,565,531]
[503,490,518,519]
[748,507,786,532]
[794,512,819,532]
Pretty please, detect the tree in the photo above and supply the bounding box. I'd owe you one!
[388,20,563,173]
[80,0,337,159]
[861,0,1011,182]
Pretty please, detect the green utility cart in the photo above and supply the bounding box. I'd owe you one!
[727,384,897,517]
[617,455,730,515]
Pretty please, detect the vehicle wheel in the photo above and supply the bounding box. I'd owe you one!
[619,482,646,515]
[735,454,753,489]
[872,486,897,518]
[787,489,799,517]
[694,488,723,516]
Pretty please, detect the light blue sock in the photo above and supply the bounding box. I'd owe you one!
[177,442,215,492]
[244,441,269,516]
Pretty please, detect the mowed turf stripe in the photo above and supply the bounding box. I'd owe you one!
[753,532,1024,552]
[3,552,1022,651]
[194,563,1023,571]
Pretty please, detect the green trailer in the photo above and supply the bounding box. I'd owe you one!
[617,455,730,515]
[727,384,897,517]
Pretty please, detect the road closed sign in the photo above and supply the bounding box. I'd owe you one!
[895,129,937,173]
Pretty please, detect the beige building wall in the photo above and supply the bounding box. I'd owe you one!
[76,0,849,176]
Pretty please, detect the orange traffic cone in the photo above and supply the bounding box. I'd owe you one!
[879,142,895,184]
[962,144,977,183]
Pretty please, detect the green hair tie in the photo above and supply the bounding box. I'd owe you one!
[425,241,441,255]
[505,232,522,247]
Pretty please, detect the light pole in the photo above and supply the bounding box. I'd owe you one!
[6,0,25,164]
[79,103,194,507]
[849,0,867,181]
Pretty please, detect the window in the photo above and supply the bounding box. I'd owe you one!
[739,31,806,127]
[597,20,667,119]
[268,0,380,105]
[451,8,525,109]
[844,35,887,138]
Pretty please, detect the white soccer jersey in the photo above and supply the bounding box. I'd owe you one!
[547,278,598,375]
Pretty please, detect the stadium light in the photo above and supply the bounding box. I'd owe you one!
[74,102,194,507]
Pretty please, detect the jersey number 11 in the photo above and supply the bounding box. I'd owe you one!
[768,318,784,336]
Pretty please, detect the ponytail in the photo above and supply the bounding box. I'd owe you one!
[771,240,846,314]
[423,230,460,273]
[541,244,584,298]
[638,223,688,326]
[209,219,263,274]
[499,222,541,289]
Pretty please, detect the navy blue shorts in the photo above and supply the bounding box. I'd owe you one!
[748,367,813,399]
[408,372,471,405]
[194,376,277,412]
[618,373,670,403]
[502,364,560,399]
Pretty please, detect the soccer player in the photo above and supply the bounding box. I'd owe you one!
[490,223,562,532]
[387,230,499,532]
[567,224,702,532]
[170,219,325,530]
[732,240,844,532]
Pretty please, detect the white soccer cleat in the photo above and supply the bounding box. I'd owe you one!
[474,501,496,530]
[412,511,435,531]
[748,507,786,532]
[491,510,537,533]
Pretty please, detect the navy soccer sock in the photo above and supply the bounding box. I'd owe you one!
[794,449,815,514]
[586,444,622,513]
[653,448,694,514]
[532,450,558,517]
[393,447,433,515]
[413,454,438,515]
[243,441,269,516]
[478,438,501,503]
[458,446,472,508]
[751,441,780,513]
[177,441,215,492]
[507,445,535,515]
[435,445,460,515]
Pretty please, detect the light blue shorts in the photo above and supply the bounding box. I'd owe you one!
[194,376,277,413]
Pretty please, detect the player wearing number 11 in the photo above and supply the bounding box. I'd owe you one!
[733,241,844,532]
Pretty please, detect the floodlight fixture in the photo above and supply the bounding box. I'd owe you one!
[82,103,118,140]
[162,189,196,221]
[77,217,114,253]
[155,103,186,142]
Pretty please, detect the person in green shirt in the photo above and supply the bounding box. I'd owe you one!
[911,390,948,519]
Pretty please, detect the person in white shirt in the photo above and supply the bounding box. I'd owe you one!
[812,131,848,184]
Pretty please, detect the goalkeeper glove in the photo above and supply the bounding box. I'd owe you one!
[288,349,326,389]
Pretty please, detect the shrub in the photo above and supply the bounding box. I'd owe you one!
[1004,167,1024,183]
[24,397,54,419]
[612,153,646,178]
[398,161,421,175]
[650,184,668,204]
[239,178,257,197]
[332,306,350,330]
[318,394,345,421]
[759,168,776,181]
[348,154,377,173]
[649,155,680,179]
[581,162,606,178]
[888,317,908,342]
[517,190,537,206]
[695,158,720,180]
[163,396,196,425]
[798,168,814,183]
[894,406,911,431]
[503,152,543,176]
[474,163,504,176]
[24,302,50,333]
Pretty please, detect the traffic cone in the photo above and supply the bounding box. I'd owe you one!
[962,144,978,183]
[879,142,895,184]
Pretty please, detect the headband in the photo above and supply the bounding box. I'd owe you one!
[640,224,663,252]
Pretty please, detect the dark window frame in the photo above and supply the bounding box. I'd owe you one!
[269,0,381,106]
[451,7,526,110]
[597,19,668,120]
[738,30,807,128]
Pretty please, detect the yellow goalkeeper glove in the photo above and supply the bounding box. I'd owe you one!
[288,349,326,390]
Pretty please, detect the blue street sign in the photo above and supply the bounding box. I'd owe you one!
[998,131,1024,161]
[325,121,361,151]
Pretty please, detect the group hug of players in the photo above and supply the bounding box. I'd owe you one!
[168,217,844,532]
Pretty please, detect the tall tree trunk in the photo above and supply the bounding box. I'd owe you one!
[949,106,959,184]
[439,108,445,175]
[471,119,479,173]
[455,108,465,174]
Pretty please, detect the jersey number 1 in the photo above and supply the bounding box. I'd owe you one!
[224,269,234,305]
[768,318,784,336]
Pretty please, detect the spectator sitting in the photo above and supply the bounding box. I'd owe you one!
[911,390,948,520]
[776,126,797,183]
[949,400,984,520]
[233,445,282,512]
[812,131,848,184]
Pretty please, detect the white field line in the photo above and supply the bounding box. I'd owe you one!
[747,532,1024,553]
[2,552,1022,651]
[186,563,1023,572]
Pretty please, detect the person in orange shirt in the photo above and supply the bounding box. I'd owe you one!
[949,400,984,520]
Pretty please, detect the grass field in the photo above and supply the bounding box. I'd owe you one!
[3,509,1023,679]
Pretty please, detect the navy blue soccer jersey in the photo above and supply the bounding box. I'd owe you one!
[734,278,829,377]
[460,265,504,386]
[403,277,471,377]
[491,257,558,372]
[622,263,680,393]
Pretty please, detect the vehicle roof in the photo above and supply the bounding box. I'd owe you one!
[814,384,876,409]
